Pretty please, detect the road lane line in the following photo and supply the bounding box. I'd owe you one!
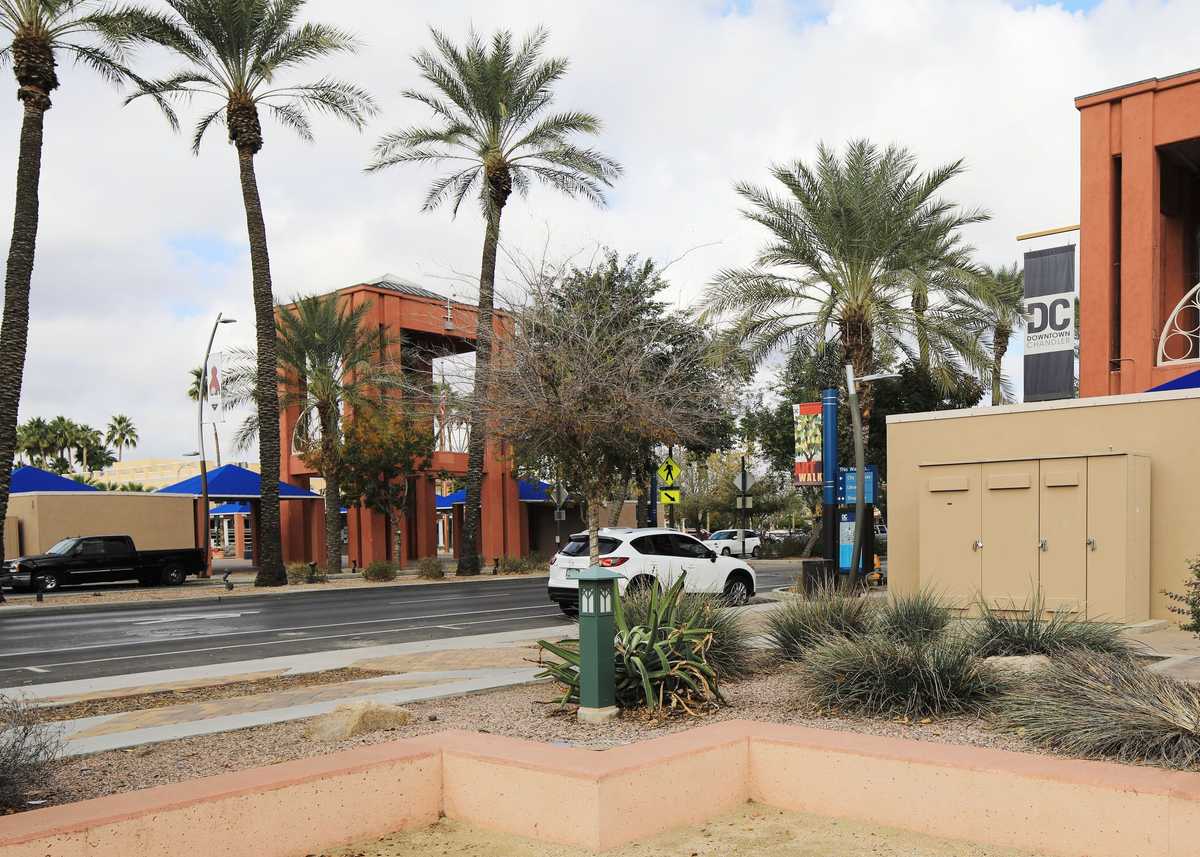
[0,604,557,658]
[0,611,565,673]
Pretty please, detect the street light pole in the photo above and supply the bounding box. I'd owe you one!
[844,365,899,586]
[198,313,237,578]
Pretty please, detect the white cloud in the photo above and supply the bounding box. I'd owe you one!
[1,0,1196,455]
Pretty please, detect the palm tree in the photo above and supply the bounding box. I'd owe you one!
[47,414,74,460]
[974,263,1025,405]
[189,365,223,466]
[17,416,50,464]
[105,413,137,461]
[367,27,621,574]
[262,292,403,575]
[127,0,376,586]
[703,139,989,426]
[0,0,166,559]
[73,424,106,471]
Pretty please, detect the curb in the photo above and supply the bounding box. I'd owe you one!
[0,573,551,618]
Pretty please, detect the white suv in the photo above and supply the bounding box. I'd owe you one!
[703,529,761,558]
[547,528,756,616]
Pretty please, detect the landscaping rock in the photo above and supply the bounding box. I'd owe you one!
[303,703,412,741]
[984,655,1052,675]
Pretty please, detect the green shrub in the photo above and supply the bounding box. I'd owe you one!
[799,631,1003,718]
[416,557,445,580]
[363,561,398,582]
[874,589,952,645]
[621,588,756,681]
[969,592,1131,657]
[0,695,62,810]
[1001,652,1200,768]
[285,562,327,585]
[1164,556,1200,636]
[496,554,547,574]
[759,537,807,559]
[537,573,722,714]
[765,581,876,661]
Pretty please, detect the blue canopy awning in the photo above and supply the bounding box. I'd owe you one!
[209,501,250,516]
[156,463,319,500]
[437,480,554,509]
[11,466,99,493]
[1149,368,1200,392]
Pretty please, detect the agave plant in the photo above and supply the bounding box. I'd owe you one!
[537,573,723,715]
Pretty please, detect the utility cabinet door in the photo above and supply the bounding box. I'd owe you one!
[1038,459,1088,613]
[1086,455,1128,621]
[981,460,1040,608]
[918,464,981,606]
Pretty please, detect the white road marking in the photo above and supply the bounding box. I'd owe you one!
[24,666,48,673]
[131,611,262,625]
[0,611,565,673]
[1,604,557,658]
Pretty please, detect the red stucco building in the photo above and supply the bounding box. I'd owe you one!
[277,275,528,568]
[1077,68,1200,396]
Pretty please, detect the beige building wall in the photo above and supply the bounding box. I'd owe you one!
[887,389,1200,621]
[97,458,259,490]
[3,516,18,557]
[4,493,197,559]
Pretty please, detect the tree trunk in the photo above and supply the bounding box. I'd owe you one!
[0,99,47,561]
[842,316,875,443]
[237,148,285,586]
[607,481,629,527]
[456,201,505,575]
[213,424,222,468]
[320,410,342,576]
[992,326,1010,406]
[586,493,602,566]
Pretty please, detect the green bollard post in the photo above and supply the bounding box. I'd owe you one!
[571,565,622,723]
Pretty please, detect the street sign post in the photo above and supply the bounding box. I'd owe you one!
[551,482,569,546]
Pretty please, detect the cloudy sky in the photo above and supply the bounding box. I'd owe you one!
[2,0,1197,458]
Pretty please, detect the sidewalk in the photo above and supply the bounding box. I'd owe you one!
[6,625,569,757]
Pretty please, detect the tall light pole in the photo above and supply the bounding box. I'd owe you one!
[197,313,237,577]
[844,365,899,585]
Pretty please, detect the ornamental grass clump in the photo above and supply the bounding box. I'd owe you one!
[537,573,722,715]
[766,581,876,660]
[0,695,62,810]
[1002,652,1200,769]
[799,631,1003,718]
[969,592,1131,657]
[873,589,952,645]
[621,588,757,681]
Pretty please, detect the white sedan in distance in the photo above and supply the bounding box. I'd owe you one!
[702,529,761,558]
[547,528,756,615]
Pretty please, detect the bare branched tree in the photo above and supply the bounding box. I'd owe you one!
[484,267,723,563]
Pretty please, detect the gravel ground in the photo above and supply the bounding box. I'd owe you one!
[37,665,1038,810]
[314,804,1042,857]
[31,668,385,722]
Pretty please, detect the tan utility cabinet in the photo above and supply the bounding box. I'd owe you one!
[917,452,1150,622]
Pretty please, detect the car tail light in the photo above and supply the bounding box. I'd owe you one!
[598,556,628,567]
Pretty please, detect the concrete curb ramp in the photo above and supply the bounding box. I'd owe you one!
[1,720,1198,856]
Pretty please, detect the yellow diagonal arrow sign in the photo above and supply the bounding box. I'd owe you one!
[658,487,681,505]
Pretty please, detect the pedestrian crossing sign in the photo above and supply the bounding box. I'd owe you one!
[656,457,681,486]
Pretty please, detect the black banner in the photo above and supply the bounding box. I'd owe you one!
[1023,245,1076,402]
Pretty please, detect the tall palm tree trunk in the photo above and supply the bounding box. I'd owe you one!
[212,424,222,467]
[992,326,1010,406]
[319,410,341,576]
[457,201,504,575]
[238,147,285,585]
[0,97,48,560]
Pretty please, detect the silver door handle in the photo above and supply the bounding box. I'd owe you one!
[972,540,983,552]
[1087,537,1097,551]
[1039,539,1048,552]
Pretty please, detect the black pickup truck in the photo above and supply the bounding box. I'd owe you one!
[1,535,206,591]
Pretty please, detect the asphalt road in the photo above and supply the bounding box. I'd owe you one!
[0,565,802,688]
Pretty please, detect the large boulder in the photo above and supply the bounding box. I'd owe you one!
[983,654,1052,675]
[303,702,412,741]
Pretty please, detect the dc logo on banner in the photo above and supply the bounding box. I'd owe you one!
[1024,291,1074,355]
